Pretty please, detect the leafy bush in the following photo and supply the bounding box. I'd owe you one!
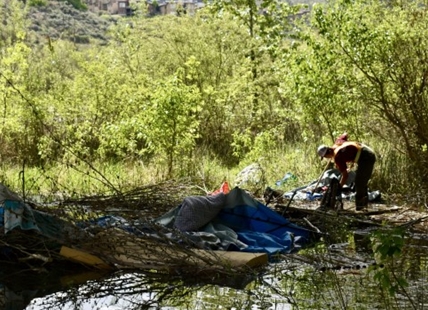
[28,0,47,7]
[61,0,87,10]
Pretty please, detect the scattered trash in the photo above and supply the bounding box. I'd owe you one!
[210,181,230,195]
[279,169,381,204]
[275,172,297,187]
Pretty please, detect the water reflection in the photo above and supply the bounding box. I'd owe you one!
[1,235,427,310]
[25,270,267,310]
[0,262,109,310]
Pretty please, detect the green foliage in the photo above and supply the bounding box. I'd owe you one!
[2,4,428,307]
[371,228,405,261]
[0,0,40,164]
[28,0,47,7]
[370,228,409,296]
[1,0,428,196]
[61,0,87,10]
[107,14,248,167]
[297,0,428,190]
[146,74,202,177]
[0,0,29,47]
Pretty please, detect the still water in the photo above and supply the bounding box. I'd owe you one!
[2,237,427,310]
[24,271,294,310]
[7,266,291,310]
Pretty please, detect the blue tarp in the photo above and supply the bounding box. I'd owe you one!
[84,188,315,260]
[153,187,314,259]
[1,199,88,241]
[214,187,312,256]
[219,187,311,239]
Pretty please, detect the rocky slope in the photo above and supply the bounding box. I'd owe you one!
[28,1,119,45]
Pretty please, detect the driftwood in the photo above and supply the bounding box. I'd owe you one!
[274,203,388,233]
[267,196,428,275]
[276,203,402,218]
[54,179,205,219]
[4,179,428,286]
[273,200,428,232]
[75,228,268,272]
[1,180,268,282]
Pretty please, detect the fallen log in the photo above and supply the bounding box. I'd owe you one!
[73,228,268,274]
[59,246,113,270]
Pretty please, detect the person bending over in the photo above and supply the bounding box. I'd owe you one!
[317,141,376,211]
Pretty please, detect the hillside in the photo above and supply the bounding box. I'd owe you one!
[27,1,119,45]
[25,1,320,46]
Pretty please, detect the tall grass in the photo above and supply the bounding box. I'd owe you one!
[0,139,410,202]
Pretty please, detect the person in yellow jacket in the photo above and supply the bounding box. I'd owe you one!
[317,140,376,211]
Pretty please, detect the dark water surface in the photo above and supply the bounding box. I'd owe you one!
[1,238,426,310]
[1,219,427,310]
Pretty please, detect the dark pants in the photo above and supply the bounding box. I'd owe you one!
[355,146,376,207]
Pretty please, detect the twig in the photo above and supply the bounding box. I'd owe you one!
[303,217,322,234]
[399,215,428,228]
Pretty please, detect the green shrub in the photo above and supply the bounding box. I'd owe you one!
[61,0,87,10]
[28,0,47,7]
